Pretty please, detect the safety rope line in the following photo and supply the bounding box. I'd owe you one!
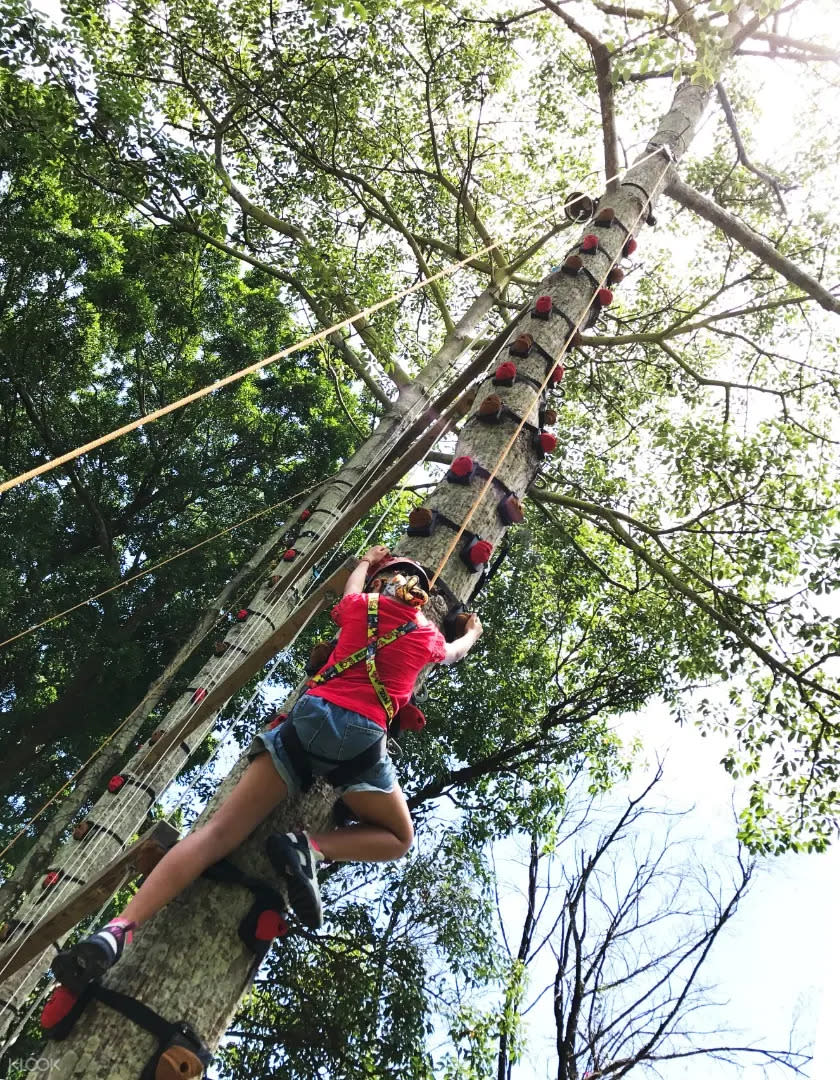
[0,147,667,1004]
[428,154,674,590]
[0,484,330,651]
[0,147,665,498]
[0,242,504,495]
[0,417,449,1007]
[0,335,460,865]
[0,344,466,991]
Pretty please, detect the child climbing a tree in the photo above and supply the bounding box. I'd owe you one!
[52,546,482,991]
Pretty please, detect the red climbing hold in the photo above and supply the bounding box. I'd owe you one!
[581,234,598,253]
[236,608,249,621]
[42,871,60,889]
[41,986,80,1032]
[623,236,638,257]
[550,365,565,386]
[538,431,558,455]
[534,295,552,320]
[395,702,426,732]
[108,775,126,793]
[597,287,614,307]
[255,910,288,942]
[509,333,534,358]
[191,687,208,705]
[448,456,476,484]
[299,509,311,521]
[466,538,493,566]
[282,548,297,562]
[493,361,517,386]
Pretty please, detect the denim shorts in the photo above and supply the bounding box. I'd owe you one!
[248,693,397,797]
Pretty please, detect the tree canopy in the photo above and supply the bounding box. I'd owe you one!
[0,0,838,1073]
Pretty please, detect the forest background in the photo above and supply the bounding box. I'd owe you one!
[0,0,839,1076]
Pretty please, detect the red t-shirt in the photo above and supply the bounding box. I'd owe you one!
[307,593,447,728]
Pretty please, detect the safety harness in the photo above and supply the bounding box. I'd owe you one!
[281,593,416,791]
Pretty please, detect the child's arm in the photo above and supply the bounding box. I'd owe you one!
[343,545,390,597]
[442,614,483,664]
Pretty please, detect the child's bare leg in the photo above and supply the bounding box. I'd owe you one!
[120,753,288,928]
[312,785,414,863]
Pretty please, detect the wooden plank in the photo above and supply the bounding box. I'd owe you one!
[0,821,179,981]
[138,562,352,772]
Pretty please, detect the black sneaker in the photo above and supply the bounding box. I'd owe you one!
[266,832,324,929]
[51,919,134,993]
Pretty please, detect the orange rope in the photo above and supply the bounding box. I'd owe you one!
[0,241,503,495]
[429,161,672,589]
[0,484,322,649]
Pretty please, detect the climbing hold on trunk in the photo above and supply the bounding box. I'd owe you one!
[594,206,615,228]
[607,266,624,286]
[461,537,493,570]
[562,254,583,276]
[407,507,437,536]
[549,365,565,386]
[448,456,477,483]
[499,494,525,525]
[478,394,504,422]
[190,687,208,705]
[282,548,297,562]
[597,287,614,307]
[108,775,126,793]
[533,295,552,320]
[509,333,534,358]
[41,986,83,1037]
[493,361,517,386]
[536,431,558,456]
[581,234,598,253]
[623,236,638,257]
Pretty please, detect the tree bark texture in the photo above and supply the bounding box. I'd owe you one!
[0,285,500,1046]
[0,521,303,922]
[24,80,712,1079]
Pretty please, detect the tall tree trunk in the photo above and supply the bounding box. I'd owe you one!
[0,284,502,1043]
[26,80,712,1078]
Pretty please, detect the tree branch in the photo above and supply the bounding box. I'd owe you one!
[666,175,840,314]
[540,0,620,190]
[715,83,791,212]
